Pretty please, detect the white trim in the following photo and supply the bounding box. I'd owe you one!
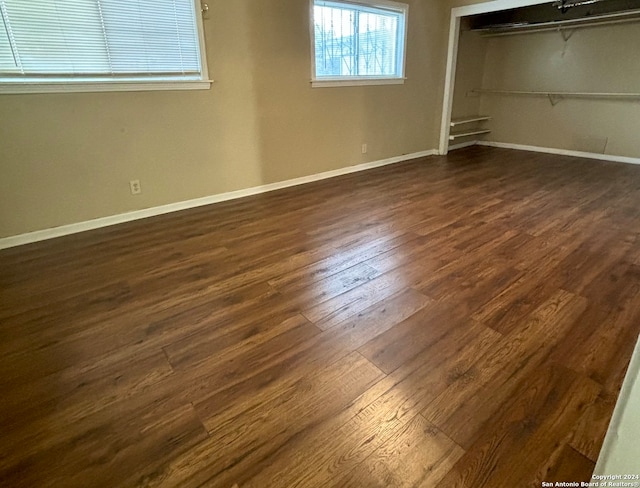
[327,0,409,9]
[448,140,478,151]
[311,78,405,88]
[593,333,640,478]
[477,141,640,165]
[398,0,408,80]
[0,149,436,250]
[0,80,213,95]
[309,0,317,82]
[309,0,409,85]
[194,0,211,84]
[438,12,460,155]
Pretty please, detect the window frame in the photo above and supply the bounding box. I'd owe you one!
[309,0,409,88]
[0,0,211,95]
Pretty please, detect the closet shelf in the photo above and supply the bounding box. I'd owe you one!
[473,8,640,37]
[450,116,491,127]
[449,129,491,141]
[472,89,640,100]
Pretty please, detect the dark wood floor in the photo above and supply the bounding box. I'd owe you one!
[2,146,640,487]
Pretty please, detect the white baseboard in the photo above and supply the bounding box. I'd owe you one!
[477,141,640,166]
[0,149,437,250]
[448,140,478,151]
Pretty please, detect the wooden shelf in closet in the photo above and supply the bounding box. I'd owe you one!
[449,129,491,140]
[450,116,491,127]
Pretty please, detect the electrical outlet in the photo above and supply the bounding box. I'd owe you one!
[129,179,141,195]
[362,143,368,154]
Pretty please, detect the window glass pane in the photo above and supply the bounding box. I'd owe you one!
[358,11,398,76]
[313,0,406,81]
[314,5,355,77]
[100,0,200,75]
[3,0,109,74]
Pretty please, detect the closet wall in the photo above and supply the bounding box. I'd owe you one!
[451,26,487,121]
[451,18,640,158]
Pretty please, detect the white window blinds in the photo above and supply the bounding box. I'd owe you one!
[0,0,206,88]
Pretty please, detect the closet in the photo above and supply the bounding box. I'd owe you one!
[440,0,640,159]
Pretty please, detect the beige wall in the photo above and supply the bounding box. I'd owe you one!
[450,26,487,120]
[479,23,640,157]
[0,0,451,239]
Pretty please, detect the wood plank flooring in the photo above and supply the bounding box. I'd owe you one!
[2,146,640,487]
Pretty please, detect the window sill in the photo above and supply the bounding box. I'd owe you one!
[311,77,406,88]
[0,80,213,95]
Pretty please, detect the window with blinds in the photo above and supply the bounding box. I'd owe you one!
[0,0,209,93]
[312,0,408,87]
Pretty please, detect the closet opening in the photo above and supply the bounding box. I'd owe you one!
[440,0,640,161]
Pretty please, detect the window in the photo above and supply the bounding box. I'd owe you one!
[311,0,408,87]
[0,0,209,94]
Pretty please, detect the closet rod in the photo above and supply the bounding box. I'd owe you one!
[473,89,640,100]
[474,9,640,37]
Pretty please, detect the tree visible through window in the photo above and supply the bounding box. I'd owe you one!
[312,0,407,83]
